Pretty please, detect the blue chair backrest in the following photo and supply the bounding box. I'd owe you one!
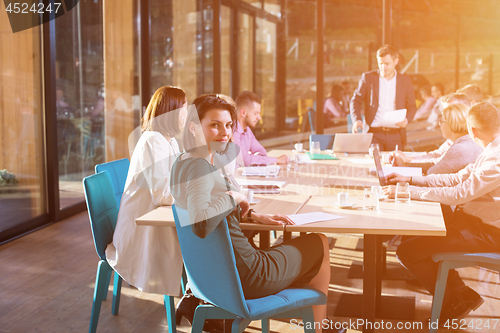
[307,108,316,132]
[172,205,250,319]
[309,134,335,151]
[83,171,119,260]
[95,158,130,208]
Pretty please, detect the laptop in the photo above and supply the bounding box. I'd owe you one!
[372,146,387,186]
[332,133,373,154]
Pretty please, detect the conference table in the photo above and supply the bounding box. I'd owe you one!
[135,150,446,333]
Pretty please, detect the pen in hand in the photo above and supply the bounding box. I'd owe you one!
[392,145,399,165]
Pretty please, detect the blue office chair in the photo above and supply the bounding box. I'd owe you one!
[172,205,326,333]
[84,171,177,333]
[309,134,335,151]
[307,107,316,132]
[95,158,130,208]
[429,252,500,333]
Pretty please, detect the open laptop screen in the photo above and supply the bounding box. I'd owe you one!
[372,146,387,186]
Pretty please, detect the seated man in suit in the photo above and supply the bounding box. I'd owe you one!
[350,44,417,150]
[232,91,288,166]
[384,102,500,321]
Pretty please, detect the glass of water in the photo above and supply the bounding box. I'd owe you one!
[311,141,321,154]
[287,155,297,171]
[395,182,411,203]
[363,188,379,210]
[265,162,279,178]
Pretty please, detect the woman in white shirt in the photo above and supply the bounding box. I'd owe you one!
[105,86,188,295]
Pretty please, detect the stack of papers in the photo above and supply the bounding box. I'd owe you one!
[237,180,285,194]
[286,212,345,226]
[241,166,281,177]
[377,109,407,128]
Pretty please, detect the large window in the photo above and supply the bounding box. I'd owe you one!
[255,17,277,135]
[0,12,47,242]
[150,0,210,100]
[55,0,106,209]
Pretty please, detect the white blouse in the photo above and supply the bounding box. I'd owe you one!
[105,131,183,295]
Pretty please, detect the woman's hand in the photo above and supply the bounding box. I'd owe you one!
[385,173,411,185]
[382,185,396,199]
[227,190,249,218]
[389,152,411,166]
[252,213,295,226]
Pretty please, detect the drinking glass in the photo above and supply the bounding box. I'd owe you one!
[371,185,382,198]
[265,163,279,178]
[395,182,411,203]
[287,155,297,171]
[363,188,379,210]
[311,141,321,154]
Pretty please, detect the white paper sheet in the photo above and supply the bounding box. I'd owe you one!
[286,212,345,226]
[236,179,287,187]
[370,166,422,177]
[377,109,407,128]
[241,166,281,176]
[347,158,375,165]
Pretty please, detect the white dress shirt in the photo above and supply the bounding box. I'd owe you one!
[411,135,500,228]
[371,72,397,127]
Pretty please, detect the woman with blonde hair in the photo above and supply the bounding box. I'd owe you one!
[106,86,188,295]
[393,103,482,174]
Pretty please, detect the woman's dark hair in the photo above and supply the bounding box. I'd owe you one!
[330,84,344,101]
[141,86,186,135]
[183,94,238,151]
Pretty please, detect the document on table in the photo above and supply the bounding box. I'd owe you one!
[237,179,287,187]
[377,109,407,128]
[347,158,375,165]
[241,166,281,176]
[370,166,422,177]
[286,212,345,226]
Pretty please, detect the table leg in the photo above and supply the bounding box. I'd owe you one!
[283,231,292,241]
[259,231,270,249]
[362,234,377,333]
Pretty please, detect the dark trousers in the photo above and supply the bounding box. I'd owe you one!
[397,209,500,297]
[369,130,403,151]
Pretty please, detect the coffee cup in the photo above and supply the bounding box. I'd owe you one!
[337,192,349,206]
[246,189,254,203]
[294,143,303,152]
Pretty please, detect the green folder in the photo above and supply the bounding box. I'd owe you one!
[306,153,339,160]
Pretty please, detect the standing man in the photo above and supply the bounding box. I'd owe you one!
[350,45,417,150]
[233,91,288,166]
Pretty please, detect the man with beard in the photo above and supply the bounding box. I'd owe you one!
[233,91,288,166]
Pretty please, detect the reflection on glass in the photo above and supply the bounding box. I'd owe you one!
[241,0,262,9]
[221,6,232,97]
[263,0,281,17]
[255,18,276,135]
[55,1,106,209]
[0,17,46,237]
[238,12,253,93]
[199,1,214,94]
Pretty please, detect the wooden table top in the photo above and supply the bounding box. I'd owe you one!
[136,150,446,237]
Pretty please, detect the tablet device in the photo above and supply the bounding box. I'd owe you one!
[333,133,373,154]
[372,146,387,186]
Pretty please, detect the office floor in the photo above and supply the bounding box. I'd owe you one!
[0,211,498,333]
